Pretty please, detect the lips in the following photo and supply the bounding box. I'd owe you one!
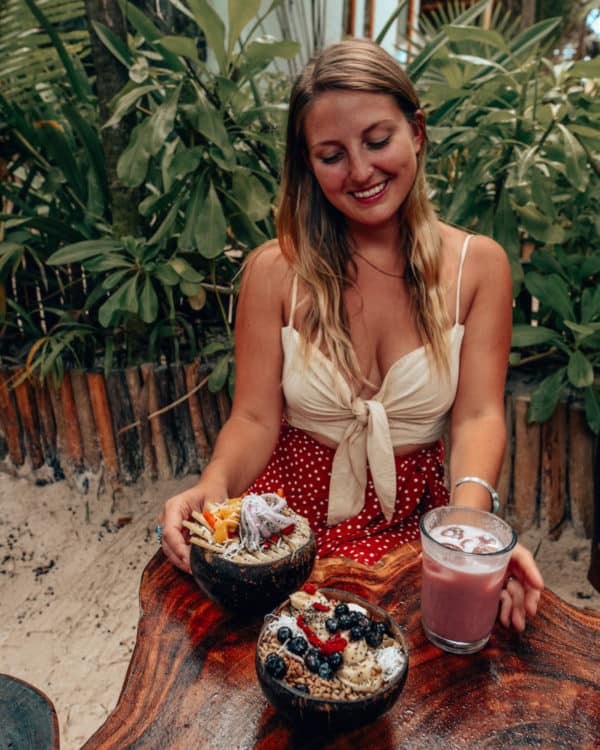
[351,180,388,202]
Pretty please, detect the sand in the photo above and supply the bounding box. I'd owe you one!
[0,471,598,750]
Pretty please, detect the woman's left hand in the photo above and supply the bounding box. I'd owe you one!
[498,542,544,631]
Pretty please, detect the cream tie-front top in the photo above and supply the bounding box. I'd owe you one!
[280,234,472,526]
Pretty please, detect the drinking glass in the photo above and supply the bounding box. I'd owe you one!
[419,506,517,655]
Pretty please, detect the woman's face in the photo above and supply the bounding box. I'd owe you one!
[303,90,423,234]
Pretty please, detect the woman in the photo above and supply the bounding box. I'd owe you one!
[160,39,543,631]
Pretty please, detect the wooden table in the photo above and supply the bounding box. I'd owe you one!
[83,543,600,749]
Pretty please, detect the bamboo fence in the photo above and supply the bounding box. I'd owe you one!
[0,362,596,540]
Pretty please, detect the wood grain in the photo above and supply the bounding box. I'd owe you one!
[83,544,600,750]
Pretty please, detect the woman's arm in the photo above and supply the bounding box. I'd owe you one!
[160,242,290,572]
[449,235,543,630]
[449,235,512,506]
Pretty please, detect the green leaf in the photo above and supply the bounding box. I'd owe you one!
[202,341,228,356]
[513,203,565,245]
[104,269,131,290]
[564,320,600,339]
[567,350,594,388]
[443,25,508,52]
[511,324,558,348]
[239,39,300,79]
[208,352,231,393]
[227,0,261,56]
[524,271,574,321]
[160,35,201,64]
[169,258,205,283]
[92,20,133,67]
[153,264,180,286]
[527,368,566,424]
[232,168,271,221]
[139,277,158,323]
[583,386,600,434]
[530,250,565,277]
[47,240,123,265]
[167,146,205,180]
[117,118,153,186]
[98,275,139,326]
[493,188,519,262]
[557,124,588,191]
[190,104,235,162]
[186,0,227,72]
[105,83,159,129]
[148,85,182,155]
[179,177,227,258]
[581,286,600,323]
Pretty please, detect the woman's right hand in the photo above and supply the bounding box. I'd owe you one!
[158,479,227,574]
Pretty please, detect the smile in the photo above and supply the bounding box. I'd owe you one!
[351,181,388,200]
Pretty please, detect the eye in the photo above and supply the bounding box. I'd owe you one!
[367,135,391,150]
[319,152,343,165]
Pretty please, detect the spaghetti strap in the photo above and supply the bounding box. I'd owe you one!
[455,234,472,325]
[288,275,299,328]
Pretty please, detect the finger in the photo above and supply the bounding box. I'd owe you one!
[524,585,542,618]
[506,577,526,632]
[499,589,512,628]
[510,544,544,590]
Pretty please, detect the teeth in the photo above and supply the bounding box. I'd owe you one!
[353,181,386,199]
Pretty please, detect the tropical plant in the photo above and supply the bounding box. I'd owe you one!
[395,0,600,431]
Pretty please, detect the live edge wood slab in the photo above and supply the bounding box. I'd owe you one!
[82,543,600,750]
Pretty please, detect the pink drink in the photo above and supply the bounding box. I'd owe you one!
[421,524,505,643]
[420,509,516,654]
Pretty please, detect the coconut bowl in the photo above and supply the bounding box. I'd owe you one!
[255,588,409,730]
[190,528,316,613]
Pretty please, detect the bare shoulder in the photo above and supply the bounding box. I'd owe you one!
[438,222,510,284]
[241,238,293,292]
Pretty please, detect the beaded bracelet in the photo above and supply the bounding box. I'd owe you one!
[454,476,500,514]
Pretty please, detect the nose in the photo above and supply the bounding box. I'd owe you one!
[347,149,373,184]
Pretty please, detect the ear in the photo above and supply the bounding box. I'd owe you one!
[412,110,426,153]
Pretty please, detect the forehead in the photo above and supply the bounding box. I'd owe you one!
[303,90,407,146]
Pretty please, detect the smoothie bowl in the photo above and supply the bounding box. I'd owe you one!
[255,586,408,730]
[186,491,316,612]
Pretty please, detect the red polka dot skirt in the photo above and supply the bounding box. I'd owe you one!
[246,421,449,566]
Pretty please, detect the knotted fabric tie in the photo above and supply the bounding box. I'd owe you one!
[327,398,396,526]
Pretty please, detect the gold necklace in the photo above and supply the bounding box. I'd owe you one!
[354,252,405,279]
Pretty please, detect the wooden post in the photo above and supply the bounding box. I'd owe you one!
[170,363,198,475]
[588,437,600,592]
[86,371,120,482]
[70,370,101,472]
[540,401,567,539]
[47,373,84,471]
[107,369,141,483]
[141,364,172,480]
[184,360,212,469]
[33,380,57,465]
[125,366,156,480]
[215,389,231,426]
[0,369,25,466]
[13,373,43,469]
[198,383,223,450]
[569,406,594,538]
[512,396,540,532]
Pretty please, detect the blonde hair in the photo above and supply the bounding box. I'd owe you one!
[277,38,450,385]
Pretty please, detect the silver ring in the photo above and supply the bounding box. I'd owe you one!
[156,525,163,544]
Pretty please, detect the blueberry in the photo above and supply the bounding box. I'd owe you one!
[325,617,339,634]
[357,614,370,630]
[287,636,308,656]
[327,651,343,671]
[338,614,352,630]
[371,621,387,636]
[349,624,364,641]
[317,661,333,680]
[265,653,287,679]
[304,649,321,673]
[365,629,383,648]
[334,603,349,617]
[348,611,360,627]
[293,684,310,694]
[277,626,292,644]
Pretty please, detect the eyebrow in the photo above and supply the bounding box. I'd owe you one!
[310,120,395,149]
